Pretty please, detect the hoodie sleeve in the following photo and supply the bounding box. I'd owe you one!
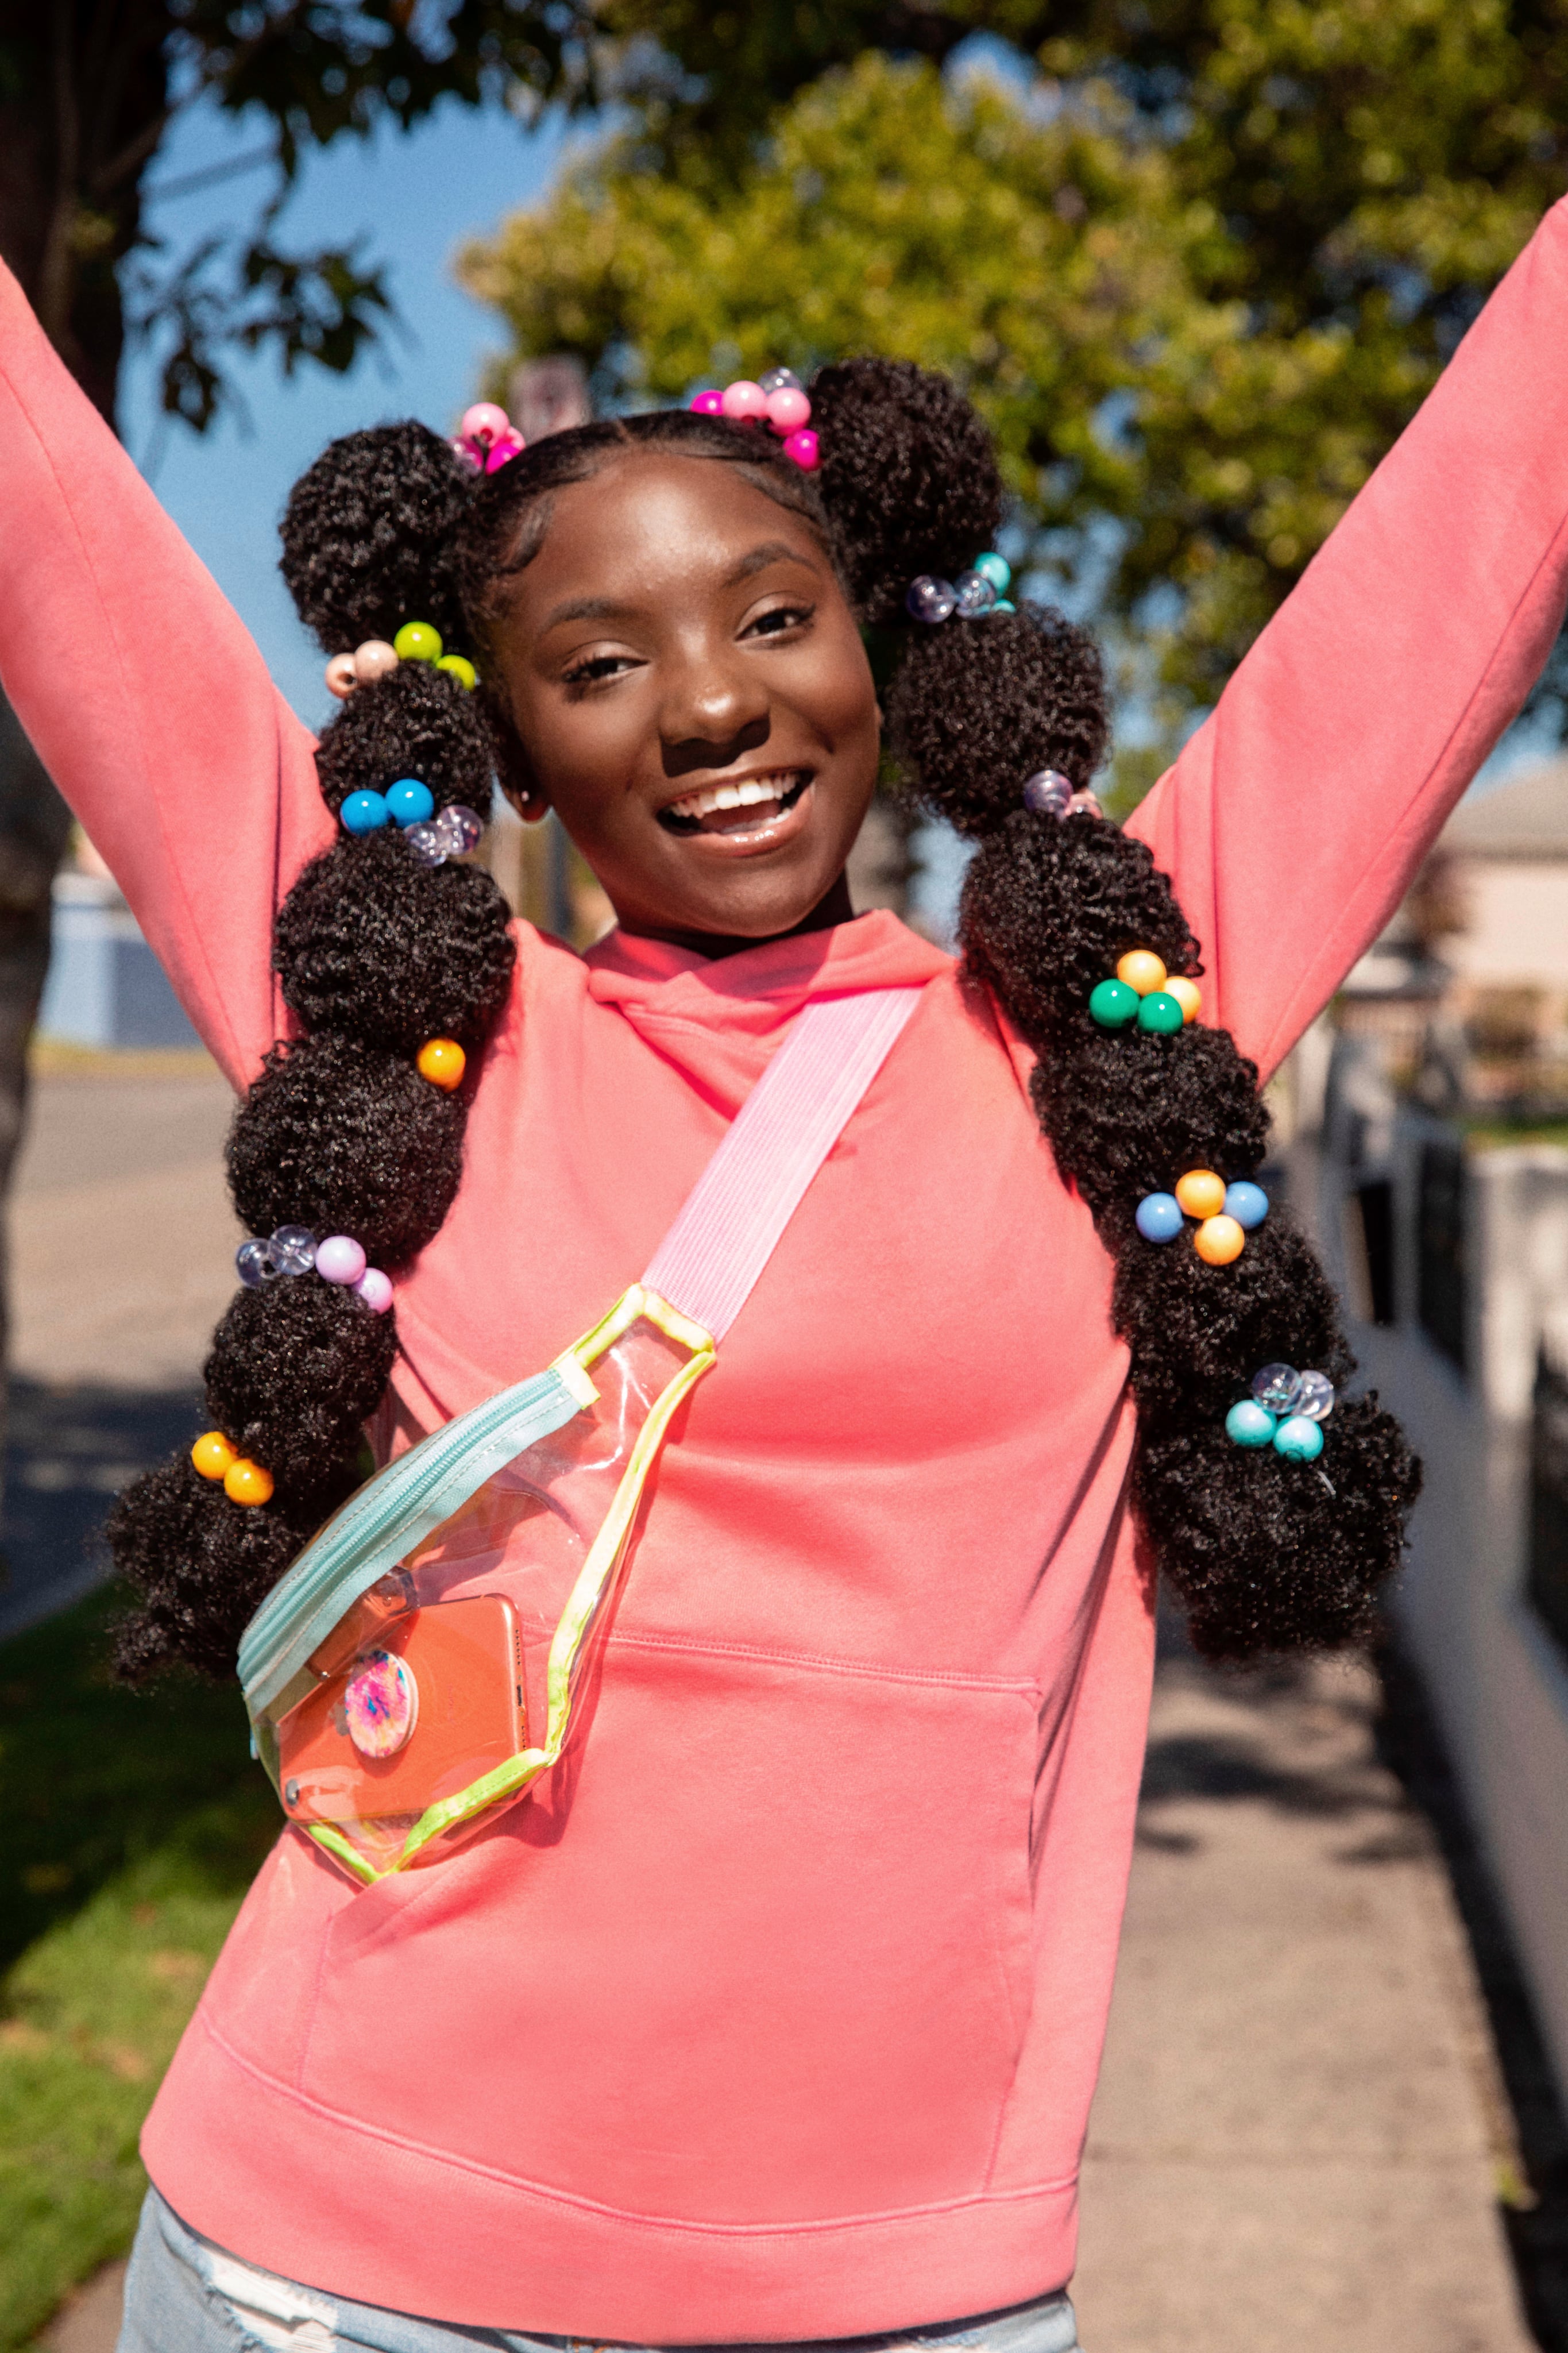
[0,259,335,1090]
[1126,196,1568,1082]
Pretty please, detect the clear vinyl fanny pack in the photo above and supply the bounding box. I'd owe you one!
[238,988,921,1887]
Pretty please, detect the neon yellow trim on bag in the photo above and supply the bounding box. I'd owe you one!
[346,1286,715,1879]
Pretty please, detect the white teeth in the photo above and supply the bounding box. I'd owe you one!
[666,772,801,822]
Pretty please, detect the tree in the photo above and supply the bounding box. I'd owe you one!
[0,0,603,1540]
[464,2,1568,740]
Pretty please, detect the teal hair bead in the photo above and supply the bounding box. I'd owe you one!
[974,551,1011,593]
[1273,1414,1324,1463]
[1137,989,1185,1035]
[1089,978,1139,1028]
[386,778,435,827]
[341,789,389,835]
[1226,1399,1277,1448]
[992,599,1016,614]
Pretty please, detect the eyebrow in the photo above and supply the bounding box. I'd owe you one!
[727,539,822,585]
[538,540,822,635]
[539,593,641,632]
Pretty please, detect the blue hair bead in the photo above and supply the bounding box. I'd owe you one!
[386,778,436,827]
[1136,1191,1184,1243]
[1273,1414,1324,1463]
[341,789,389,835]
[974,551,1011,593]
[1226,1399,1277,1448]
[1224,1180,1269,1230]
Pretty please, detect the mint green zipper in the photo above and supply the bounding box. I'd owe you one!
[238,1366,587,1721]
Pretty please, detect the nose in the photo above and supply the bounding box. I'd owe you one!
[658,641,771,778]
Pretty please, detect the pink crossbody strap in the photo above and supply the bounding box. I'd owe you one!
[641,988,923,1342]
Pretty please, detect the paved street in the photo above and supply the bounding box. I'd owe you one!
[2,1058,235,1637]
[8,1058,1548,2350]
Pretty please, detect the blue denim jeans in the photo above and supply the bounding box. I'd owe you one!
[118,2190,1084,2353]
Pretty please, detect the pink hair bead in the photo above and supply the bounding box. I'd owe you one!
[325,654,358,700]
[689,389,725,415]
[459,402,511,451]
[764,386,811,435]
[782,429,820,471]
[354,1267,394,1313]
[315,1234,367,1286]
[721,380,768,422]
[353,639,399,685]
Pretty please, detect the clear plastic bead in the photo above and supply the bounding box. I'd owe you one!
[906,576,957,624]
[1294,1370,1335,1421]
[757,367,803,394]
[1022,769,1074,817]
[403,821,447,868]
[953,569,998,616]
[269,1225,318,1275]
[434,804,485,855]
[1250,1362,1303,1417]
[236,1239,276,1287]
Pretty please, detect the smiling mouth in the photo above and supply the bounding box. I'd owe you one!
[658,769,812,837]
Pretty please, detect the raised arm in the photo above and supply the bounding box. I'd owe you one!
[0,263,334,1088]
[1129,197,1568,1082]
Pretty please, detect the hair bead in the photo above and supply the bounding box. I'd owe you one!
[192,1430,238,1480]
[1194,1213,1245,1265]
[223,1457,275,1506]
[417,1037,466,1090]
[393,620,443,663]
[325,654,358,700]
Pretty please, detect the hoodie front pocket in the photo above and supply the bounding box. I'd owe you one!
[303,1637,1039,2225]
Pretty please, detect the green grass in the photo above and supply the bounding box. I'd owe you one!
[0,1587,273,2349]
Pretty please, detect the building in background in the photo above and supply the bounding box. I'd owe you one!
[1291,756,1568,2113]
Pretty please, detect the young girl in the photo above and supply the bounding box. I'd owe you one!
[3,191,1567,2353]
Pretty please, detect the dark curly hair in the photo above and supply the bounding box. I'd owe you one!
[108,361,1418,1681]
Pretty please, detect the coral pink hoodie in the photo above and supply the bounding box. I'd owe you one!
[5,207,1568,2339]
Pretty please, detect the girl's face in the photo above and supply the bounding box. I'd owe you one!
[486,451,881,950]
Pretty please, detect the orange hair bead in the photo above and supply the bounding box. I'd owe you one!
[417,1037,466,1090]
[224,1458,275,1506]
[1174,1168,1226,1220]
[1115,950,1167,997]
[192,1430,237,1482]
[1165,975,1202,1024]
[1194,1214,1245,1266]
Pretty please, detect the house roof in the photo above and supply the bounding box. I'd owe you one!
[1443,758,1568,857]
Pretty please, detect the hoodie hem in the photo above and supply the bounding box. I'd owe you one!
[142,2012,1079,2340]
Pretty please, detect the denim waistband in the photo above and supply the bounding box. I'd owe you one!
[141,2189,1080,2353]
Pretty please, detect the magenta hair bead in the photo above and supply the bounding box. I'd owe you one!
[315,1234,367,1286]
[485,427,524,473]
[459,402,510,450]
[721,380,768,422]
[354,1267,394,1313]
[782,429,820,470]
[764,386,811,434]
[689,388,725,415]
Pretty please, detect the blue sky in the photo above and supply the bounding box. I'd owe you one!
[121,92,573,722]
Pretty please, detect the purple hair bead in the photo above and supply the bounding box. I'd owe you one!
[1022,769,1074,818]
[316,1235,368,1287]
[354,1267,394,1314]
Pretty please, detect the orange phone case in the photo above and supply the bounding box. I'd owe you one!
[277,1595,526,1828]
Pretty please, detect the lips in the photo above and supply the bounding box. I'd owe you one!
[658,769,811,837]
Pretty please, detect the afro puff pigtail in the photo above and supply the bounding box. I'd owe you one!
[841,364,1420,1660]
[108,415,520,1682]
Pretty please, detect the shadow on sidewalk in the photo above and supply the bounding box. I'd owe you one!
[0,1376,199,1641]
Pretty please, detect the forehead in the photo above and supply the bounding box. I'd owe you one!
[516,449,826,608]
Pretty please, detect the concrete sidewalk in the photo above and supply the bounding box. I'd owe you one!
[8,1060,1548,2352]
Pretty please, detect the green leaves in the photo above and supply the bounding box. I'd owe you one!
[461,7,1559,759]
